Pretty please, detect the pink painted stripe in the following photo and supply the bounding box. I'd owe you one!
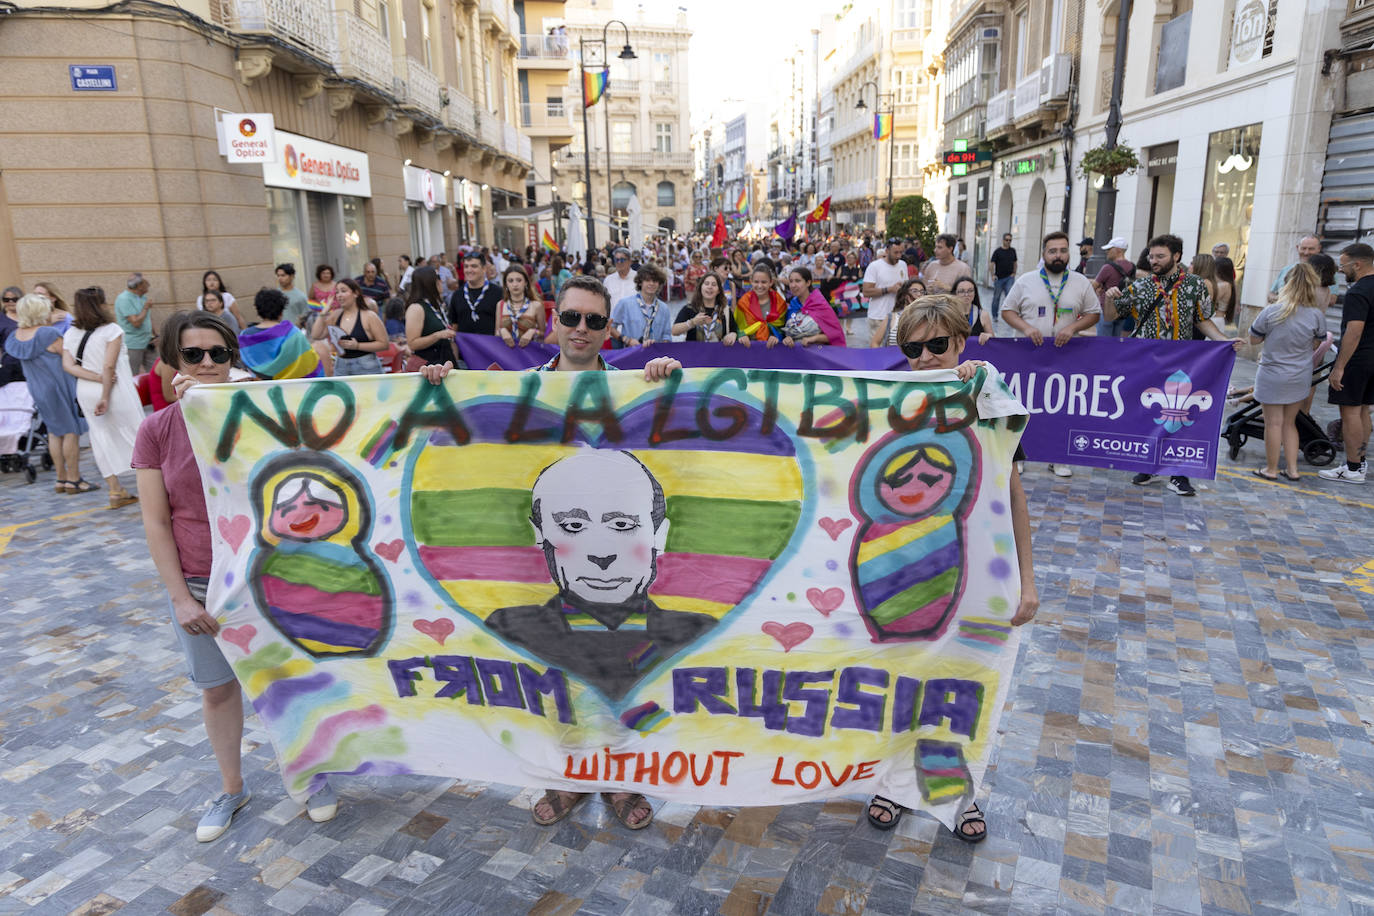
[959,632,1005,644]
[285,704,387,774]
[418,545,549,582]
[652,553,773,604]
[862,521,910,541]
[880,596,952,633]
[922,767,967,778]
[260,577,385,629]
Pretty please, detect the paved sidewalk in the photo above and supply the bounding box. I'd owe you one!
[2,362,1374,915]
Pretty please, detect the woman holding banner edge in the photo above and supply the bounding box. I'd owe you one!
[863,294,1039,844]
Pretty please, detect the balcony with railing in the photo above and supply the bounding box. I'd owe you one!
[219,0,335,60]
[333,11,391,90]
[1012,54,1072,124]
[553,151,694,171]
[396,57,441,118]
[476,109,502,148]
[445,87,476,137]
[519,100,574,137]
[518,134,532,163]
[606,78,639,97]
[517,33,572,66]
[502,122,519,157]
[479,0,513,36]
[985,89,1012,135]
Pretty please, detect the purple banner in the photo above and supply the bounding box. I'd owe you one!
[455,334,1237,477]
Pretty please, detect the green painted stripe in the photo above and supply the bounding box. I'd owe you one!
[412,488,534,547]
[869,567,960,627]
[663,496,801,559]
[260,551,383,596]
[923,776,967,794]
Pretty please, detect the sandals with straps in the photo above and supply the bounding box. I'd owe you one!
[601,792,654,830]
[953,802,987,844]
[866,795,904,831]
[531,790,587,826]
[69,478,100,494]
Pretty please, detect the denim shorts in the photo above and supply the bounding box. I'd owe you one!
[333,353,383,376]
[171,577,237,690]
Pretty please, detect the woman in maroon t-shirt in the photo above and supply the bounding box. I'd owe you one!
[132,311,338,843]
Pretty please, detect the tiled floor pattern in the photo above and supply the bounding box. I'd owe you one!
[2,359,1374,915]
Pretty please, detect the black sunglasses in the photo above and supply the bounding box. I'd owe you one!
[557,309,609,331]
[900,336,952,359]
[1,297,17,303]
[180,345,234,365]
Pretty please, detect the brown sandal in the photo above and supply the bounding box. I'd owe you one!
[531,790,586,826]
[601,792,654,830]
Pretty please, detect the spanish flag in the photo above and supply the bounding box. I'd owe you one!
[583,67,609,107]
[806,196,831,223]
[541,229,557,252]
[873,112,893,141]
[734,186,748,215]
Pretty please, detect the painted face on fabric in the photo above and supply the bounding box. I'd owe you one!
[533,452,667,606]
[876,446,956,518]
[268,475,348,541]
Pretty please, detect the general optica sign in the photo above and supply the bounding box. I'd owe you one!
[262,130,373,198]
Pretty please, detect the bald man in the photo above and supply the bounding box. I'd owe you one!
[486,450,714,701]
[1268,235,1325,303]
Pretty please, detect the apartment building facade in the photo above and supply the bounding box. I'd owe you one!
[0,0,535,313]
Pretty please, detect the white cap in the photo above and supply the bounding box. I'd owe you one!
[1106,237,1129,251]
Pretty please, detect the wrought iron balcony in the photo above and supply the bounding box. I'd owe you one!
[395,57,441,118]
[445,88,476,137]
[334,11,391,90]
[219,0,335,60]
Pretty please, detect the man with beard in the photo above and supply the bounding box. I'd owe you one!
[1319,243,1374,483]
[1000,231,1101,478]
[861,239,910,347]
[1107,233,1235,496]
[1075,237,1094,274]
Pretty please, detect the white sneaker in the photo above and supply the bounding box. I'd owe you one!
[306,781,338,823]
[1050,464,1072,478]
[1318,465,1366,483]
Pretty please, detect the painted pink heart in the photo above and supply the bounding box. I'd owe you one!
[217,515,251,554]
[806,587,844,617]
[221,625,256,653]
[762,621,813,652]
[375,539,405,564]
[414,618,455,646]
[818,517,852,541]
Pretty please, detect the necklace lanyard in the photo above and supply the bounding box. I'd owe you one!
[1039,267,1068,309]
[425,299,448,334]
[462,281,490,321]
[505,298,529,321]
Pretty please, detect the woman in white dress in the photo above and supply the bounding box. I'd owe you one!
[61,286,140,509]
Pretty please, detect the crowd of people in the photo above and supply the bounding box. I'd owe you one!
[2,220,1371,849]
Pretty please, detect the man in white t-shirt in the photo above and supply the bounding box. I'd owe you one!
[1000,231,1101,478]
[861,240,909,347]
[603,247,637,307]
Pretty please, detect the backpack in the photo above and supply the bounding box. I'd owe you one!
[1108,258,1136,291]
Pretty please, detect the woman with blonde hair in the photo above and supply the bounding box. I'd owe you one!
[2,293,87,493]
[1248,261,1328,481]
[32,282,74,332]
[61,287,140,508]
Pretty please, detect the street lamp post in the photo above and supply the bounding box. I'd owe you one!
[1087,0,1133,276]
[577,21,635,254]
[856,80,895,232]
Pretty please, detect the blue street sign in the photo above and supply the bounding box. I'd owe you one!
[69,65,117,91]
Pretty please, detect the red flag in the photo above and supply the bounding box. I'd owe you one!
[710,212,727,248]
[806,196,832,224]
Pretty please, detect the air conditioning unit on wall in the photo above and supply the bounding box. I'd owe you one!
[1041,54,1072,101]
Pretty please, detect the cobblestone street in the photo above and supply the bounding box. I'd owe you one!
[3,358,1374,915]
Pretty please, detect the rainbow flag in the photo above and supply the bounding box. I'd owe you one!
[832,280,866,316]
[237,321,321,380]
[734,186,748,216]
[541,229,558,252]
[873,112,893,141]
[407,402,803,628]
[583,67,609,107]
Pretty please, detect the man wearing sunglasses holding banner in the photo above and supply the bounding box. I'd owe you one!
[421,275,678,829]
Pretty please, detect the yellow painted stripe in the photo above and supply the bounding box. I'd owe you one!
[414,443,803,502]
[856,514,951,564]
[245,658,314,694]
[435,579,733,621]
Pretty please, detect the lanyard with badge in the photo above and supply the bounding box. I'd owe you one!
[1038,267,1070,324]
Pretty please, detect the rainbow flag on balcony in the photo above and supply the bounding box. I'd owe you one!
[583,67,609,107]
[541,230,558,252]
[734,186,748,216]
[873,112,893,141]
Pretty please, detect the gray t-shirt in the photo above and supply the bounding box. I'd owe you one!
[1251,303,1327,404]
[281,288,311,327]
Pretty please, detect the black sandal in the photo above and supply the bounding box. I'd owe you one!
[1280,470,1301,481]
[866,795,903,831]
[953,802,987,843]
[69,478,100,493]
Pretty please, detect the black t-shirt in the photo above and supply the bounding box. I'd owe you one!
[0,312,23,383]
[990,246,1018,279]
[448,281,502,335]
[1342,274,1374,358]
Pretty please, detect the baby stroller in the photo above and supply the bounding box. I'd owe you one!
[0,382,53,484]
[1222,359,1338,467]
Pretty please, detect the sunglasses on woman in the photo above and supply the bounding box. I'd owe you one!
[557,309,609,331]
[899,336,951,359]
[179,345,235,364]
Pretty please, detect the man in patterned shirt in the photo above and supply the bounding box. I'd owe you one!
[1106,233,1234,496]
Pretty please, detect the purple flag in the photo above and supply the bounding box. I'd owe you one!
[453,335,1236,477]
[773,213,797,243]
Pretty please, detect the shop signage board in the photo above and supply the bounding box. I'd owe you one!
[1229,0,1268,68]
[222,113,276,164]
[264,131,372,197]
[404,166,446,209]
[69,65,116,91]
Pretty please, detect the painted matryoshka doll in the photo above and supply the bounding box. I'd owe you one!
[849,427,978,642]
[249,452,393,657]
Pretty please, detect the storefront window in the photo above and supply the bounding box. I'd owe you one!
[341,196,370,279]
[1198,122,1261,299]
[266,188,303,275]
